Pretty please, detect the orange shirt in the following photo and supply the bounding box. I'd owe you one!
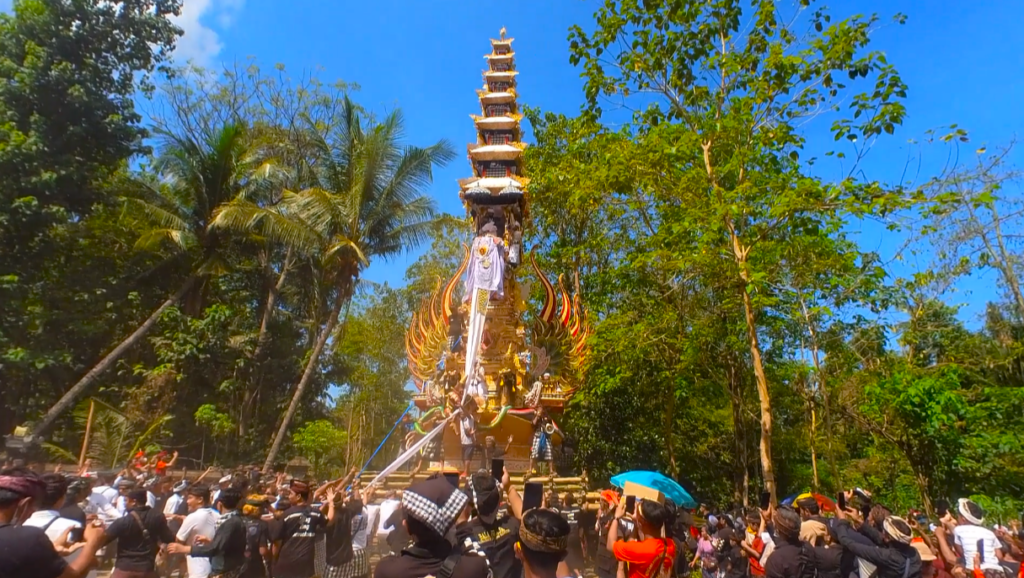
[613,537,675,578]
[748,534,766,576]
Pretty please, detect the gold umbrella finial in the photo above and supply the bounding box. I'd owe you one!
[499,27,507,40]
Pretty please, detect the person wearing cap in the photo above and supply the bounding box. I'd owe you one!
[833,507,922,578]
[271,478,328,578]
[457,468,526,578]
[0,467,107,578]
[374,477,491,578]
[797,497,829,547]
[177,484,220,578]
[103,486,178,577]
[953,499,1003,573]
[516,508,573,578]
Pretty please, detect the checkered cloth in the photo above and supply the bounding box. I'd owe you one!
[531,429,553,461]
[402,479,468,537]
[315,532,326,576]
[324,548,368,578]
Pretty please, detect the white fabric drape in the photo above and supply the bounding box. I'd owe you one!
[368,409,462,485]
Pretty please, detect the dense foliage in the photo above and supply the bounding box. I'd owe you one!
[524,0,1024,512]
[2,0,1023,514]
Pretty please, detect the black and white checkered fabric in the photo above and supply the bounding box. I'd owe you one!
[531,429,553,461]
[324,548,368,578]
[402,486,468,537]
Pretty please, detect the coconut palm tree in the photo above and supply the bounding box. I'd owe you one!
[33,123,270,436]
[213,96,455,471]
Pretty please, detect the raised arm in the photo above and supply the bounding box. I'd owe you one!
[502,467,523,520]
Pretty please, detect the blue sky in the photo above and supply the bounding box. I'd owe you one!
[5,0,1022,322]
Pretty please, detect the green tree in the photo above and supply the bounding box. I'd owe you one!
[214,96,455,471]
[293,419,347,477]
[33,123,263,435]
[567,0,910,502]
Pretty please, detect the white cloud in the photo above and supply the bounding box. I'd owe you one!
[171,0,245,67]
[1,0,242,67]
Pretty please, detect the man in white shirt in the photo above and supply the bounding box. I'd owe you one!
[86,471,121,524]
[954,498,1003,572]
[375,490,400,555]
[163,480,188,521]
[176,484,220,578]
[24,473,98,578]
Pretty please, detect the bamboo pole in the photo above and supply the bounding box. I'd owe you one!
[78,400,95,469]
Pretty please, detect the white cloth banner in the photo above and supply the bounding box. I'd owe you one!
[463,287,489,382]
[368,409,461,486]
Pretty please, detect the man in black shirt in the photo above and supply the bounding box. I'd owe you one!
[764,505,814,578]
[832,512,922,578]
[559,493,585,578]
[103,488,178,576]
[323,486,364,578]
[0,467,106,578]
[383,505,410,554]
[271,479,327,578]
[168,487,248,577]
[59,477,89,526]
[457,470,525,578]
[374,476,491,578]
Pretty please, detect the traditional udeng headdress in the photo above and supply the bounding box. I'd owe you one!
[520,518,568,553]
[883,516,913,544]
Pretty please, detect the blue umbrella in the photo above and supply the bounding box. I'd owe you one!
[609,470,697,508]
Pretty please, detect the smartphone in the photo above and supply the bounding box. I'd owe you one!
[977,539,985,561]
[523,482,543,511]
[759,491,771,510]
[491,459,504,482]
[837,492,846,511]
[860,504,872,520]
[68,527,84,543]
[625,495,637,515]
[442,472,460,488]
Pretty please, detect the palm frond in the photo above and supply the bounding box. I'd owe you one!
[43,443,79,464]
[122,197,190,233]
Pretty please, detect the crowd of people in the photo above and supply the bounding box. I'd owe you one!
[2,456,1024,578]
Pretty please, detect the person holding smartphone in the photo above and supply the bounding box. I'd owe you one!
[457,468,525,578]
[606,496,676,578]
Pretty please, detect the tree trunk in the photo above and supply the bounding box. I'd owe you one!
[737,264,776,504]
[800,297,841,491]
[240,252,292,439]
[809,401,819,491]
[262,288,346,473]
[728,360,746,505]
[33,277,197,437]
